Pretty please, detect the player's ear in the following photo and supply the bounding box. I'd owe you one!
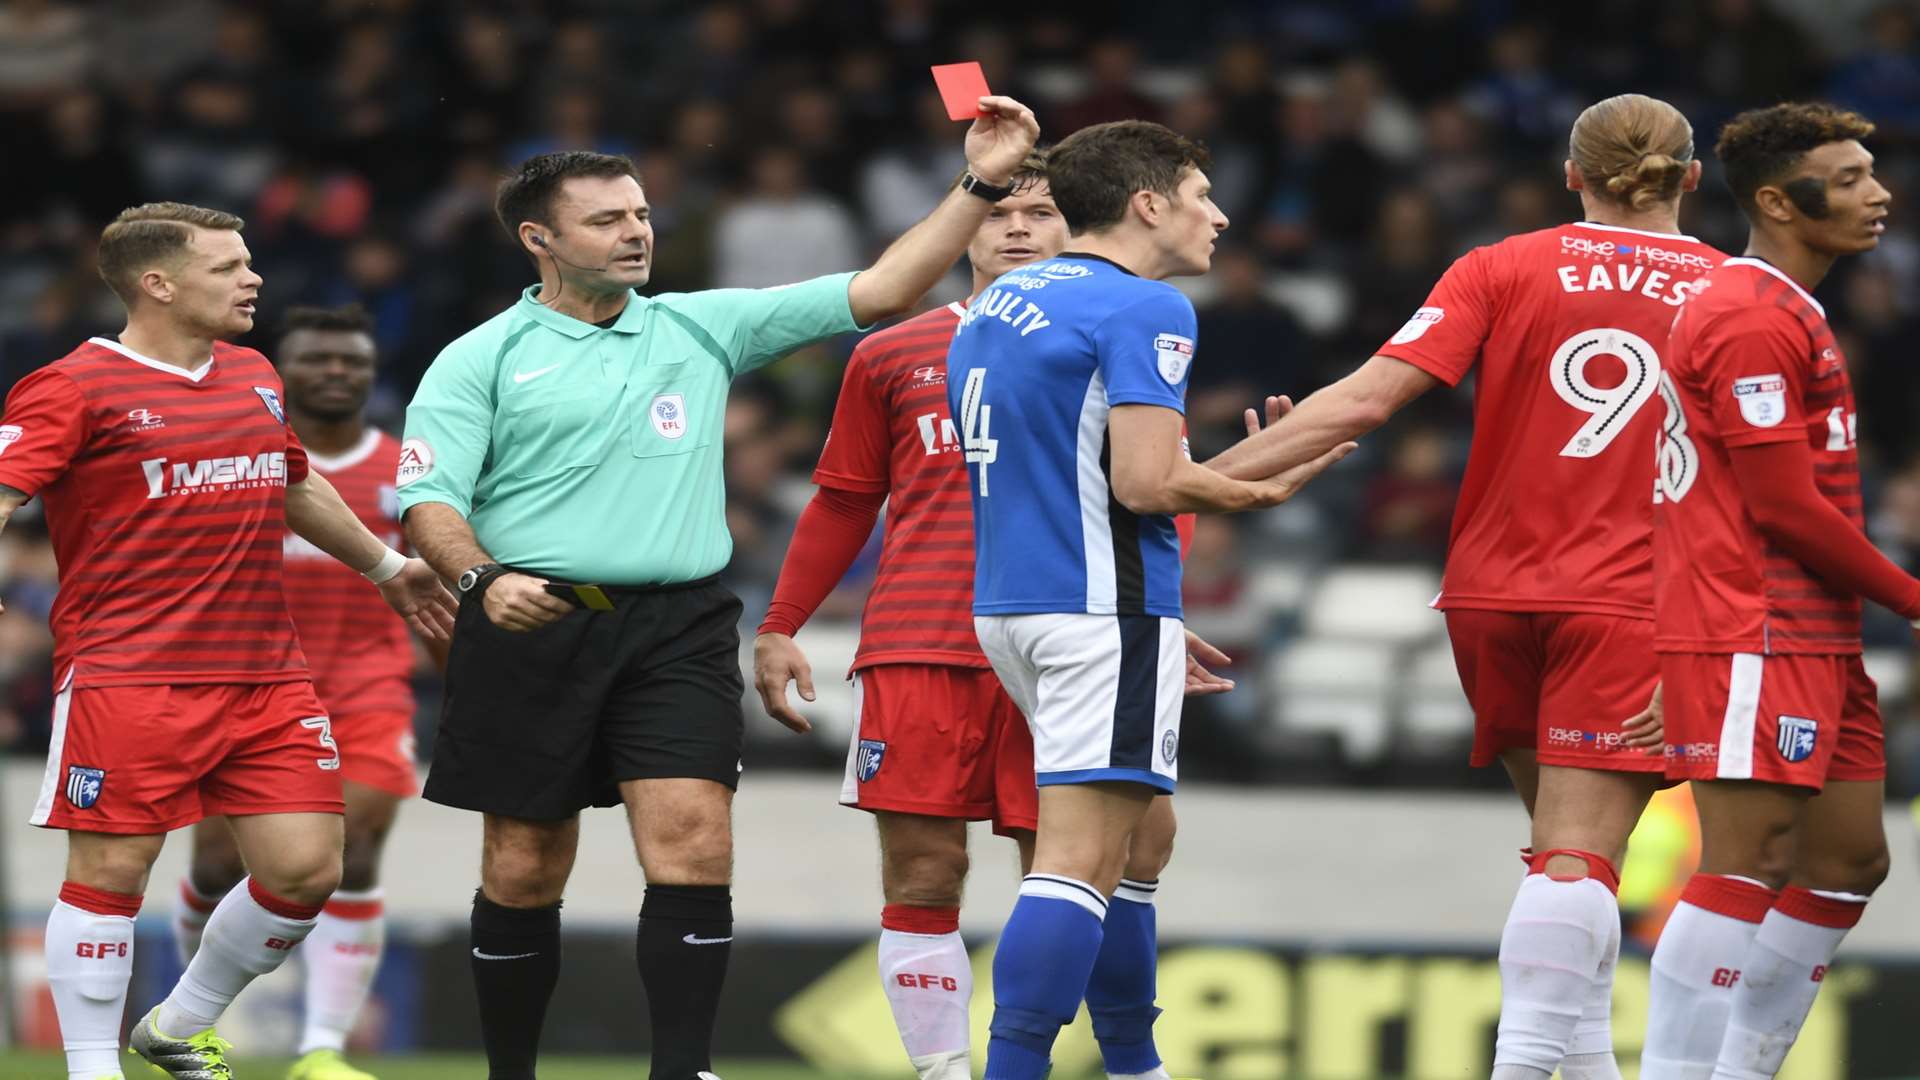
[138,268,173,305]
[1132,189,1161,228]
[1752,184,1797,226]
[1563,159,1582,192]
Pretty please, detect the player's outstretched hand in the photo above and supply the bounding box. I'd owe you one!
[1184,628,1235,696]
[964,96,1041,185]
[481,572,572,633]
[1623,681,1664,751]
[378,558,458,642]
[753,631,815,735]
[1243,441,1357,509]
[1243,395,1293,437]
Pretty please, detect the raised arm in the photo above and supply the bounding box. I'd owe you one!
[1108,404,1353,515]
[1205,355,1439,481]
[846,96,1040,326]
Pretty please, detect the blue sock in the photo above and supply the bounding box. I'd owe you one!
[1087,879,1163,1076]
[985,875,1109,1080]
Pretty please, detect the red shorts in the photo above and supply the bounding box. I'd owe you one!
[1445,609,1663,772]
[1662,652,1883,790]
[31,678,346,834]
[839,664,1038,836]
[331,710,419,798]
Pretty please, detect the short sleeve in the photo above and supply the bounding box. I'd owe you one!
[398,338,497,516]
[1372,246,1499,387]
[677,272,867,377]
[1091,287,1198,412]
[1696,306,1813,448]
[812,342,894,493]
[0,368,89,497]
[284,423,309,485]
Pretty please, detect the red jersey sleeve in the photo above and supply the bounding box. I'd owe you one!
[1695,307,1811,449]
[0,368,89,496]
[284,423,310,485]
[1373,245,1500,387]
[812,344,892,493]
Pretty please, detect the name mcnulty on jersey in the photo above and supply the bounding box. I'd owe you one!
[959,286,1052,337]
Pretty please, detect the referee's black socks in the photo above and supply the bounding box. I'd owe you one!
[637,883,733,1080]
[471,890,562,1080]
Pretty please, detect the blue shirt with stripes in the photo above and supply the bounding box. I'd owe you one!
[946,253,1195,618]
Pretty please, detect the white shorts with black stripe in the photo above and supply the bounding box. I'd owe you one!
[974,612,1184,792]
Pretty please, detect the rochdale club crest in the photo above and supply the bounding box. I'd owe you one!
[1777,715,1817,763]
[253,386,287,424]
[1161,729,1179,766]
[66,765,105,809]
[857,739,887,783]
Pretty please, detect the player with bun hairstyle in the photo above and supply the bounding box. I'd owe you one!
[1209,94,1724,1079]
[1641,102,1900,1079]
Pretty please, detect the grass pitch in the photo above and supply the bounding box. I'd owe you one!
[0,1053,840,1079]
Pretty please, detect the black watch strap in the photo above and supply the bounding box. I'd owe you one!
[959,170,1015,202]
[458,562,507,595]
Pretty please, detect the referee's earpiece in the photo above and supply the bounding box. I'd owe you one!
[532,234,550,249]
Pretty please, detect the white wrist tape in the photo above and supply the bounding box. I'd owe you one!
[363,547,407,585]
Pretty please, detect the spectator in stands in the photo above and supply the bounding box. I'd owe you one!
[1189,247,1310,458]
[1055,37,1161,131]
[715,145,861,289]
[860,91,969,242]
[1357,426,1458,564]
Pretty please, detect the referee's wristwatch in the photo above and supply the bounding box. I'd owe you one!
[959,169,1014,202]
[457,562,508,597]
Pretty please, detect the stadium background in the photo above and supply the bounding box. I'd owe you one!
[4,0,1920,1075]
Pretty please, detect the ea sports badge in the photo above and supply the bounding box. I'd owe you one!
[651,394,687,440]
[857,739,886,782]
[65,765,105,809]
[1732,374,1787,428]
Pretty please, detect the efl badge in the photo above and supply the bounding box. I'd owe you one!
[1390,306,1445,345]
[651,394,687,440]
[65,765,105,809]
[1733,375,1787,428]
[1154,334,1194,385]
[395,438,433,487]
[1161,729,1179,766]
[1777,716,1817,763]
[857,739,887,783]
[253,386,286,424]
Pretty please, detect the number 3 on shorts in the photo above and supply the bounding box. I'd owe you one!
[300,715,342,771]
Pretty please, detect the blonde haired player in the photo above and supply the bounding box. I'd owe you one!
[1209,95,1724,1078]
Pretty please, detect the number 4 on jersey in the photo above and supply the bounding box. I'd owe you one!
[959,367,998,495]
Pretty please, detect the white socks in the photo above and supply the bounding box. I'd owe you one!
[298,888,388,1054]
[1494,873,1618,1072]
[171,878,223,968]
[1712,887,1866,1080]
[879,905,973,1080]
[1643,875,1776,1080]
[157,877,322,1037]
[47,884,140,1080]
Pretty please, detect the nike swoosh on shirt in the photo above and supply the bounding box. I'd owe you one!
[512,364,562,384]
[472,948,540,960]
[683,934,734,946]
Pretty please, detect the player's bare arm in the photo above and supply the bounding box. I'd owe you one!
[751,632,815,734]
[402,500,572,632]
[286,471,456,641]
[1204,355,1440,481]
[0,483,26,614]
[1109,403,1353,514]
[845,96,1040,325]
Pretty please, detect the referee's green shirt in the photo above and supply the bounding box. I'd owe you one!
[398,273,863,584]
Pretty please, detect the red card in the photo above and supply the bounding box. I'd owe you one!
[931,61,991,121]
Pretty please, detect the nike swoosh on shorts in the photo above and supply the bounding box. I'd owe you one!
[472,948,540,960]
[682,934,734,945]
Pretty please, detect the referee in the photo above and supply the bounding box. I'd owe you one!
[398,98,1039,1080]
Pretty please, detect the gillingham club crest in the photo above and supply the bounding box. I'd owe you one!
[1777,715,1817,763]
[65,765,105,809]
[856,739,886,783]
[253,386,287,424]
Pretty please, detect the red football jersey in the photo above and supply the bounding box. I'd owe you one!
[282,429,413,715]
[1375,222,1723,618]
[0,338,311,688]
[815,304,988,670]
[1654,257,1862,655]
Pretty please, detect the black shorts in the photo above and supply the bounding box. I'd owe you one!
[423,574,746,820]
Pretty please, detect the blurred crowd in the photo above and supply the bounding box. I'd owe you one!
[6,0,1920,790]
